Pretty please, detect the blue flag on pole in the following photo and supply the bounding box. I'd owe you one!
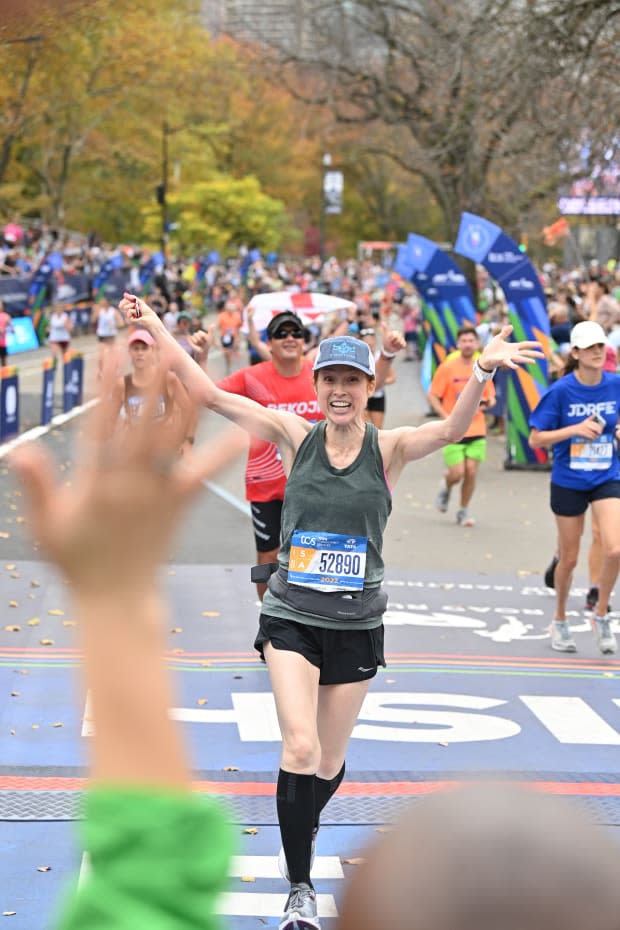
[398,234,476,388]
[455,212,550,468]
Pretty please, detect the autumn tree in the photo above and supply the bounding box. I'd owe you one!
[235,0,620,243]
[0,0,330,252]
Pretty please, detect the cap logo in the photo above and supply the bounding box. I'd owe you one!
[331,340,357,359]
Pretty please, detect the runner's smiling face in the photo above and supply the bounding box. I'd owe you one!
[314,365,375,422]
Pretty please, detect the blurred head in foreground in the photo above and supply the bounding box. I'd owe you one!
[337,784,620,930]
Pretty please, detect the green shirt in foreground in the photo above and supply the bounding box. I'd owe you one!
[57,787,233,930]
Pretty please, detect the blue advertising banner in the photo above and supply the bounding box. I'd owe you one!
[92,253,124,302]
[404,234,477,388]
[0,278,31,315]
[102,270,132,304]
[7,317,39,355]
[0,368,19,440]
[53,272,91,305]
[63,355,83,414]
[455,212,550,468]
[41,361,56,425]
[395,243,445,390]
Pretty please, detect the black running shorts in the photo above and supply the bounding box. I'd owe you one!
[550,479,620,517]
[254,613,386,685]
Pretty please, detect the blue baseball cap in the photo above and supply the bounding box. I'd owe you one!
[313,336,376,377]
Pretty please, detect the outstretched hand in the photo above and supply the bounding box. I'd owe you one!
[10,351,245,597]
[479,325,544,371]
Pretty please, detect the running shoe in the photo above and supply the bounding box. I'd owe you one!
[435,479,450,513]
[592,615,617,655]
[544,554,559,589]
[456,508,475,527]
[549,620,577,653]
[278,826,319,882]
[279,882,321,930]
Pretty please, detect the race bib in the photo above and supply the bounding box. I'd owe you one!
[288,530,367,592]
[570,434,613,471]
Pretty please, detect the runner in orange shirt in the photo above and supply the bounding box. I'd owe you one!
[217,301,243,374]
[428,327,495,526]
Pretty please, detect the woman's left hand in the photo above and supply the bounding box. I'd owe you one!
[479,325,545,371]
[119,293,162,330]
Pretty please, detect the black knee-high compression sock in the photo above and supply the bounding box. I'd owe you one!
[276,768,316,885]
[314,761,345,829]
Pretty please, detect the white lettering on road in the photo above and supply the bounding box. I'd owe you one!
[83,692,620,745]
[352,693,519,743]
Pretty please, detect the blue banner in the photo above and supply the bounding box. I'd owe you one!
[41,361,56,425]
[455,212,550,467]
[53,272,91,306]
[63,355,84,413]
[402,234,476,386]
[0,278,31,315]
[92,253,124,301]
[7,317,39,355]
[0,368,19,440]
[101,270,131,304]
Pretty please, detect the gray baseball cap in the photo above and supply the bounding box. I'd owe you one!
[313,336,376,376]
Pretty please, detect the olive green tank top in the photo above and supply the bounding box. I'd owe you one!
[261,421,392,630]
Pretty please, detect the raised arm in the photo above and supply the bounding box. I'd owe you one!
[246,303,271,361]
[11,358,246,787]
[384,326,543,480]
[12,354,239,930]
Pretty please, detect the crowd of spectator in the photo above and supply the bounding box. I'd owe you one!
[1,222,619,381]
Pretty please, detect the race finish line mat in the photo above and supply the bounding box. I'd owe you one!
[2,565,620,928]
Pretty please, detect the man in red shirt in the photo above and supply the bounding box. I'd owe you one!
[217,311,324,598]
[428,327,495,527]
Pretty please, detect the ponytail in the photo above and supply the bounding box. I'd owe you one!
[562,354,579,377]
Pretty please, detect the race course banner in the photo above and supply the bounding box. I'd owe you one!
[7,317,39,355]
[395,234,476,388]
[0,366,19,440]
[455,213,550,469]
[0,277,31,315]
[63,353,84,414]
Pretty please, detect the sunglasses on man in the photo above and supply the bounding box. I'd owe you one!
[271,327,305,340]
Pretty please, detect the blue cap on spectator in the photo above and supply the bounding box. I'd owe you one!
[313,336,375,376]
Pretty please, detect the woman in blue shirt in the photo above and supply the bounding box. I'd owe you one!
[529,321,620,654]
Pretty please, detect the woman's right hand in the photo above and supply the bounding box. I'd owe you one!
[573,416,605,440]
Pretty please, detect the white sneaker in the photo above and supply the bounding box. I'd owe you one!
[279,882,321,930]
[549,620,577,652]
[456,508,475,527]
[592,615,617,655]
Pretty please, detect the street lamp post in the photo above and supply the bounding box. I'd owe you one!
[319,152,331,264]
[159,120,170,255]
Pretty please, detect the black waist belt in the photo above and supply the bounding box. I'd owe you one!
[267,567,388,622]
